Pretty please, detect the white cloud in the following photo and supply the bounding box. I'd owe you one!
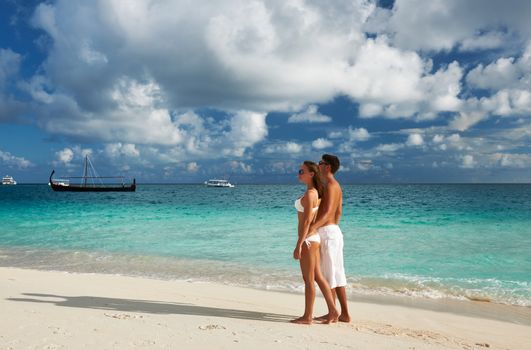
[56,148,74,164]
[448,41,531,130]
[375,143,404,153]
[0,149,32,169]
[459,31,507,52]
[284,142,303,154]
[359,103,383,117]
[0,48,21,86]
[186,161,199,173]
[230,160,252,173]
[381,0,531,52]
[23,0,485,149]
[2,0,527,180]
[328,131,343,139]
[312,138,333,149]
[349,127,370,142]
[288,105,332,123]
[461,154,477,168]
[432,135,444,143]
[491,153,531,168]
[79,40,108,65]
[105,143,140,158]
[356,159,373,171]
[406,133,424,146]
[466,57,520,90]
[0,48,24,121]
[264,141,302,154]
[449,111,487,131]
[224,111,268,156]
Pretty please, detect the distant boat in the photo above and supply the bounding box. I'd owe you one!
[2,175,17,185]
[49,155,136,192]
[204,179,235,188]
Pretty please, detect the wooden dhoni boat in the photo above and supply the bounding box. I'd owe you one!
[49,156,136,192]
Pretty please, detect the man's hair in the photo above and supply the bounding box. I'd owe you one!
[322,154,340,174]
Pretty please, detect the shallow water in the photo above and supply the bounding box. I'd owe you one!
[1,184,530,306]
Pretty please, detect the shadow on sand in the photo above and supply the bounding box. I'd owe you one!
[8,293,294,323]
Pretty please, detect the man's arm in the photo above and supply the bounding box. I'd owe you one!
[335,192,342,223]
[309,183,339,232]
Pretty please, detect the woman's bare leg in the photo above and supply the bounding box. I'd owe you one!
[290,243,317,324]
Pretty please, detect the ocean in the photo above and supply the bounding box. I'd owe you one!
[1,184,530,306]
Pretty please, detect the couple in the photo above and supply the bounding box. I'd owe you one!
[291,154,350,325]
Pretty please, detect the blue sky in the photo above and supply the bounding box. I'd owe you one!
[0,0,530,183]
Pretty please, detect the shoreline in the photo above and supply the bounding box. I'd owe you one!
[2,267,530,349]
[1,246,530,309]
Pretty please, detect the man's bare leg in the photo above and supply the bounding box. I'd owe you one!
[314,269,339,324]
[336,286,351,322]
[314,288,337,321]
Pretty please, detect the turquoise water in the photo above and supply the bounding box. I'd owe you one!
[0,184,530,306]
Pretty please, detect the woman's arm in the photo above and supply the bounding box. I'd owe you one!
[293,190,318,259]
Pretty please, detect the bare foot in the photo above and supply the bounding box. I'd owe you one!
[313,314,328,322]
[290,316,312,325]
[318,309,339,324]
[338,313,351,323]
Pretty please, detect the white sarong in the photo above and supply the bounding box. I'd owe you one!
[318,224,347,289]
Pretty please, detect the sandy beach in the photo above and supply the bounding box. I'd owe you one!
[1,267,530,350]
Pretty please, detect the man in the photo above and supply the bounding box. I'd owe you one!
[309,154,351,323]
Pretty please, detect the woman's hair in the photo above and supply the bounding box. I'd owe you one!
[303,160,324,198]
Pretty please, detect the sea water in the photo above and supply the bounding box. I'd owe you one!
[0,184,530,306]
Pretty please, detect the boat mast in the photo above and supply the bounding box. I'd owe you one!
[83,155,88,187]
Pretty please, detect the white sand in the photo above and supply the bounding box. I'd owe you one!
[1,267,530,350]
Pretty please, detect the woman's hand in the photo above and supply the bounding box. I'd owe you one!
[293,245,302,260]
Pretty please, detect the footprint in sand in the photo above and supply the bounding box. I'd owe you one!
[198,324,226,330]
[104,313,144,320]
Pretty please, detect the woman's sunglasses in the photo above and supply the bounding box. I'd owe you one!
[298,169,305,175]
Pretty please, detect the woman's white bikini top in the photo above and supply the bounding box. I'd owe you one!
[294,197,319,213]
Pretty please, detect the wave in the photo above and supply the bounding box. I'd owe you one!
[1,247,529,307]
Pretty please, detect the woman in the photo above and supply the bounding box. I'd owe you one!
[291,161,339,324]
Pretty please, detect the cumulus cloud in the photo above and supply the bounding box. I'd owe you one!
[22,0,482,147]
[375,143,404,153]
[406,133,424,146]
[328,131,343,139]
[0,48,21,86]
[356,159,373,171]
[186,162,199,173]
[224,111,268,156]
[491,153,531,168]
[466,57,520,91]
[230,160,252,173]
[449,111,487,131]
[56,148,74,164]
[1,0,529,180]
[288,105,332,123]
[0,48,25,121]
[264,141,302,154]
[461,154,477,168]
[349,127,370,142]
[0,149,32,169]
[378,0,531,52]
[312,138,333,149]
[467,42,530,92]
[105,143,140,158]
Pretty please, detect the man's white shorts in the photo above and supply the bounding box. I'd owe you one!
[318,224,347,289]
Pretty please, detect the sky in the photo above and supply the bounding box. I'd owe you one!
[0,0,530,183]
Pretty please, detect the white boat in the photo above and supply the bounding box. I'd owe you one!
[2,175,17,185]
[204,179,235,188]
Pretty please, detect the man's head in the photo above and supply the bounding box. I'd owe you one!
[319,154,340,174]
